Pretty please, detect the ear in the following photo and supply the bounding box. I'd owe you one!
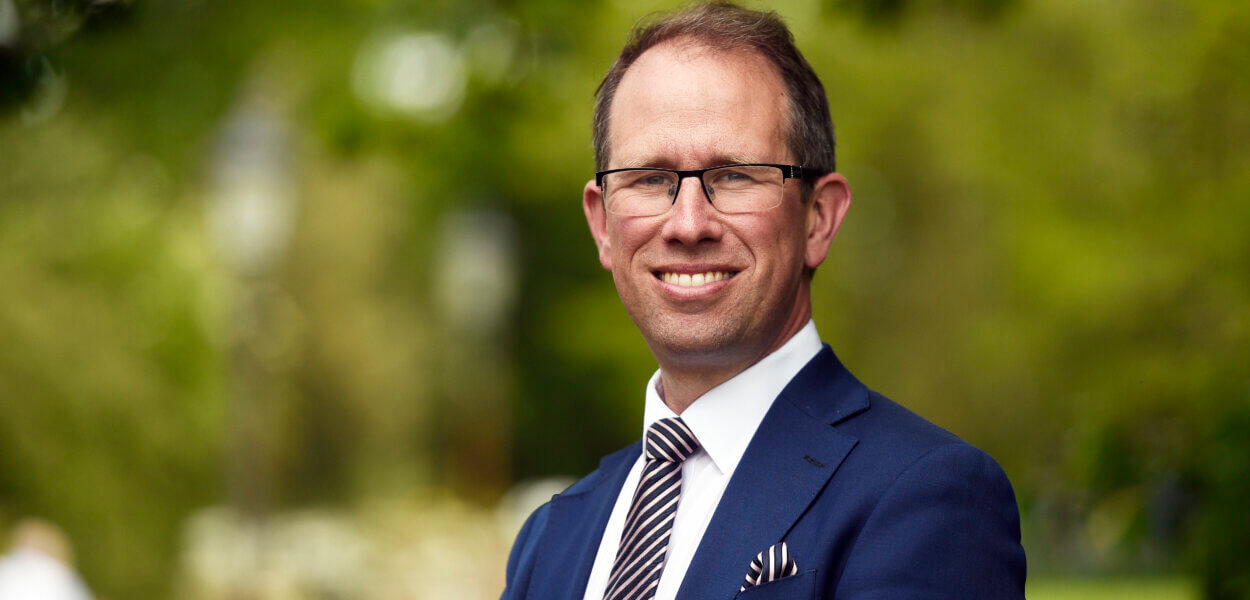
[583,179,613,270]
[803,172,852,270]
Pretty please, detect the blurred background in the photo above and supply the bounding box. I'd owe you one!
[1,0,1247,598]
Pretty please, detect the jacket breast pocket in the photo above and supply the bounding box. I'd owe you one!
[733,569,815,599]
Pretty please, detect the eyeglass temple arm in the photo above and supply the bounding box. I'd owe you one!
[786,166,830,180]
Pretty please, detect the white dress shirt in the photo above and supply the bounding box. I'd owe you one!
[582,321,823,600]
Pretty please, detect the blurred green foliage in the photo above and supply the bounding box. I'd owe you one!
[1,0,1247,598]
[1028,576,1198,600]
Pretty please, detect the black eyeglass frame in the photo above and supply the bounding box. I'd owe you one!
[594,163,826,211]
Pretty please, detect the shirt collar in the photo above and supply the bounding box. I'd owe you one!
[642,320,823,474]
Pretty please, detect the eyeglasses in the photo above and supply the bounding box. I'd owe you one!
[594,163,824,217]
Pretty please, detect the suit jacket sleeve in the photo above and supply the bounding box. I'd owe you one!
[832,443,1026,599]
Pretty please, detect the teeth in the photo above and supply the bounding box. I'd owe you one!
[661,271,733,287]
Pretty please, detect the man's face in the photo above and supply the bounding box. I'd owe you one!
[584,41,846,375]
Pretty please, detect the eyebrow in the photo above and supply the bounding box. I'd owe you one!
[618,153,762,169]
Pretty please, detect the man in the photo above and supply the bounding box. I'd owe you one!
[503,2,1027,598]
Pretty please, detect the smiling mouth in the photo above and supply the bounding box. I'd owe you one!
[656,271,737,287]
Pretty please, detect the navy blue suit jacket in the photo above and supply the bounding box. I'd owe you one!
[502,346,1027,599]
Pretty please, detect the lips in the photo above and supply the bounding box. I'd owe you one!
[656,270,736,287]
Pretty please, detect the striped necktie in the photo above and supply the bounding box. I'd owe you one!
[603,417,701,600]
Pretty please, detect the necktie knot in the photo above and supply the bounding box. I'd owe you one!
[645,417,700,463]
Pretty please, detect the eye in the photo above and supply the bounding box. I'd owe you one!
[612,170,673,189]
[709,167,760,187]
[638,173,672,187]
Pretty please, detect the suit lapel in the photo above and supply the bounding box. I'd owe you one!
[528,442,639,600]
[676,346,869,600]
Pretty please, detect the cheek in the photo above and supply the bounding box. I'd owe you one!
[745,214,799,257]
[608,219,658,261]
[755,215,807,274]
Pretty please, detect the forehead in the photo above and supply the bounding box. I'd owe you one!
[608,41,790,168]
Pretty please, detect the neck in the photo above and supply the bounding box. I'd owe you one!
[656,366,738,414]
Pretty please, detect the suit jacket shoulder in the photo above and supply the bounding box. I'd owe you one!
[679,346,1026,599]
[501,441,639,600]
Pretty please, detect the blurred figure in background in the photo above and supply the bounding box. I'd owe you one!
[0,518,93,600]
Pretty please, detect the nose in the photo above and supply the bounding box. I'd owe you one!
[660,175,724,246]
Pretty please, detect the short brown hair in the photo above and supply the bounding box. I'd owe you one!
[592,1,836,182]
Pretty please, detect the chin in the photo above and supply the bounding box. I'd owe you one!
[642,317,749,365]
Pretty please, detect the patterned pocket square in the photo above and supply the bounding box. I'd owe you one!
[740,541,799,591]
